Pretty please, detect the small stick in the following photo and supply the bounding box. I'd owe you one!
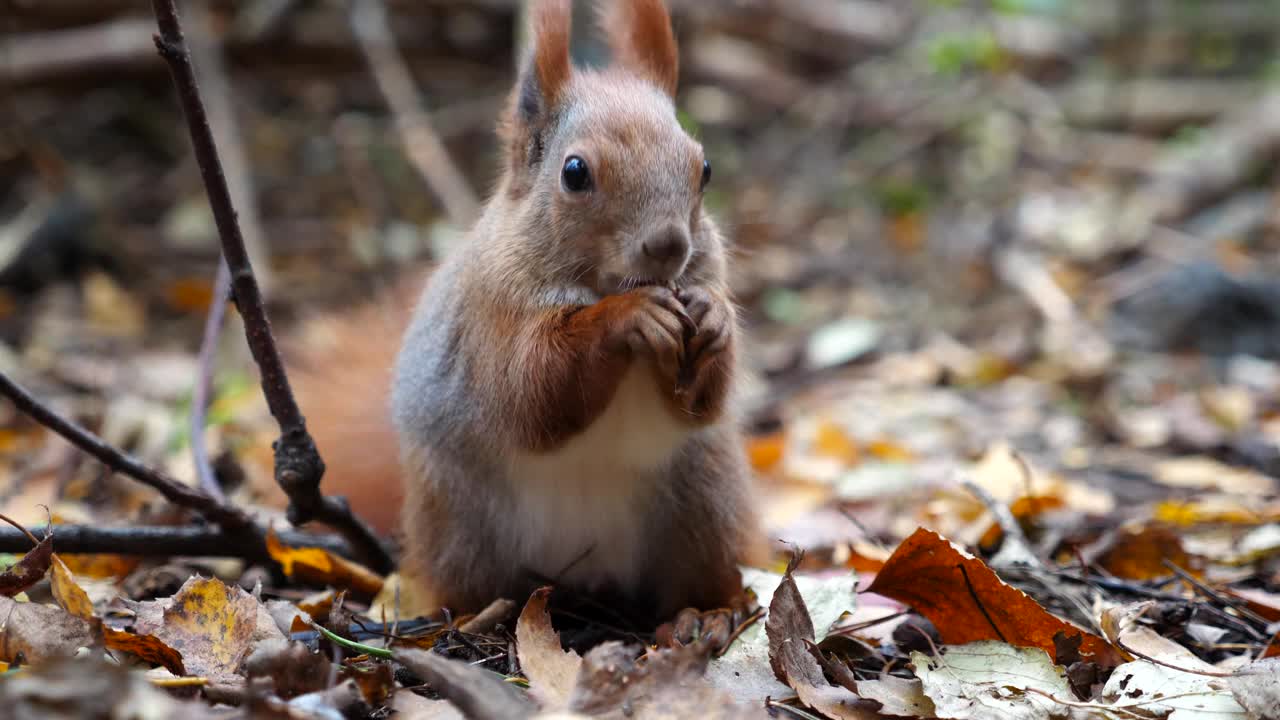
[0,523,351,559]
[350,0,479,227]
[150,0,391,573]
[191,258,230,502]
[0,371,251,531]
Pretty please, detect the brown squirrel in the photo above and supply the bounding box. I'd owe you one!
[284,0,761,622]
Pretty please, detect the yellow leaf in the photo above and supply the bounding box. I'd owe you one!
[866,438,915,463]
[812,421,859,466]
[49,554,94,620]
[266,529,384,597]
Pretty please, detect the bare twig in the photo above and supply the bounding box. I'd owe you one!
[150,0,393,573]
[0,371,252,531]
[191,258,230,502]
[0,523,352,559]
[350,0,480,227]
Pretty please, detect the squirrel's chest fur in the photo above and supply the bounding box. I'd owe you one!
[503,363,691,590]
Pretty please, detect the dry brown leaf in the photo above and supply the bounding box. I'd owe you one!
[1227,658,1280,718]
[244,638,330,698]
[0,656,216,719]
[766,559,879,719]
[266,528,385,597]
[0,595,92,665]
[392,691,466,719]
[867,528,1117,665]
[139,576,260,679]
[516,586,582,709]
[0,531,52,598]
[1097,526,1193,580]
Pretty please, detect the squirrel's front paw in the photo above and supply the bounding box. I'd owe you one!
[674,286,735,419]
[604,286,694,383]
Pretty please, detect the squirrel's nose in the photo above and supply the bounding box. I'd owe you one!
[641,224,691,269]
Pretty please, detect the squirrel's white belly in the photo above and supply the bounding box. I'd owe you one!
[505,364,691,592]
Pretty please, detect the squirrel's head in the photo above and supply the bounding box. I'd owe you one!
[499,0,718,295]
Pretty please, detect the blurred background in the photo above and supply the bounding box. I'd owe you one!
[3,1,1279,550]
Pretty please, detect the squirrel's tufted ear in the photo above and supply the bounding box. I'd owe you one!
[503,0,572,174]
[598,0,678,98]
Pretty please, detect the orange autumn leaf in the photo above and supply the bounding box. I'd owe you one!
[266,528,384,597]
[104,626,186,676]
[1224,587,1280,623]
[165,277,216,313]
[867,527,1117,666]
[746,433,786,472]
[1097,526,1194,581]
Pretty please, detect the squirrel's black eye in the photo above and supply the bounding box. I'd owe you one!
[562,156,591,192]
[700,159,712,190]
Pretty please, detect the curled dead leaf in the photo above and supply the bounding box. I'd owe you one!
[0,529,52,598]
[0,595,93,665]
[867,528,1117,665]
[766,559,879,719]
[515,586,581,709]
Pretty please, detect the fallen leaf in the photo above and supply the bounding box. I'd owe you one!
[1096,526,1193,580]
[1227,658,1280,719]
[766,558,878,719]
[140,576,260,679]
[0,531,52,597]
[0,595,92,665]
[569,641,766,719]
[865,438,915,463]
[813,421,860,466]
[515,586,581,709]
[395,648,533,720]
[57,552,140,580]
[244,638,331,698]
[911,642,1074,719]
[854,675,937,718]
[867,528,1116,665]
[0,656,215,719]
[266,528,385,597]
[746,432,786,472]
[103,627,186,677]
[1102,660,1246,719]
[1153,457,1276,495]
[49,554,94,619]
[368,571,437,622]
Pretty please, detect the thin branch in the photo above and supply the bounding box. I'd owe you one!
[0,523,352,559]
[149,0,393,573]
[0,370,252,531]
[350,0,480,227]
[191,258,230,502]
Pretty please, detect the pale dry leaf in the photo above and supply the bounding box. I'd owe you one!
[1226,658,1280,719]
[911,642,1074,720]
[0,656,216,720]
[516,586,582,709]
[1153,456,1275,495]
[1101,661,1246,719]
[854,675,937,718]
[0,595,92,665]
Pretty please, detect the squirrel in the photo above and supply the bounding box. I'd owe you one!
[278,0,762,623]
